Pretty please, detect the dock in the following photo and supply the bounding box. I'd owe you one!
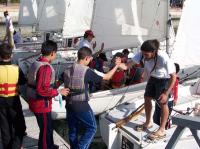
[21,98,70,149]
[0,97,70,149]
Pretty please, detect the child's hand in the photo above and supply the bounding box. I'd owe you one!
[59,88,70,96]
[119,63,128,70]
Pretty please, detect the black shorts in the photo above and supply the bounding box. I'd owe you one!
[144,76,169,100]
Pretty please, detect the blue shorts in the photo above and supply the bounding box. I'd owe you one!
[144,77,169,100]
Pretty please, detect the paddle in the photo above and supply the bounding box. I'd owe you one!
[114,103,145,128]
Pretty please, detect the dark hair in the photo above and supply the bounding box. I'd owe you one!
[140,39,160,72]
[141,39,159,52]
[98,53,107,61]
[174,63,180,74]
[41,40,57,56]
[4,11,8,16]
[0,43,12,59]
[122,49,129,55]
[114,52,124,58]
[78,47,92,60]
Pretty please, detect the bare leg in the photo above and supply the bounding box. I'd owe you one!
[156,103,169,134]
[143,96,153,127]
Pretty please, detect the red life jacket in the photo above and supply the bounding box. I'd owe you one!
[128,64,144,85]
[111,70,126,88]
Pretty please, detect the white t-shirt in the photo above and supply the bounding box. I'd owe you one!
[5,16,14,32]
[77,38,94,53]
[132,50,175,79]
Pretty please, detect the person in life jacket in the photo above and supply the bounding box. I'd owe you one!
[27,40,70,149]
[153,63,180,129]
[133,39,176,140]
[110,52,127,88]
[0,43,26,149]
[61,47,127,149]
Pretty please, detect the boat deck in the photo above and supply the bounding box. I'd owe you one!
[102,87,200,149]
[0,97,70,149]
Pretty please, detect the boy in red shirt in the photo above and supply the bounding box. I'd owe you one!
[27,40,70,149]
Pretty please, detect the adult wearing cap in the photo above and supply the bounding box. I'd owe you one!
[0,43,26,149]
[132,39,176,140]
[27,40,70,149]
[78,30,104,57]
[3,11,15,49]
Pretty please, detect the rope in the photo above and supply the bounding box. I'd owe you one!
[179,67,200,84]
[154,98,195,115]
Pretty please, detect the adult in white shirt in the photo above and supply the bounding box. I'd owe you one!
[133,39,176,140]
[78,30,104,57]
[3,11,15,48]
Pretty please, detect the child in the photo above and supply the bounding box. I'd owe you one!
[0,43,26,149]
[62,47,127,149]
[153,63,180,129]
[110,52,126,88]
[27,40,70,149]
[122,49,130,63]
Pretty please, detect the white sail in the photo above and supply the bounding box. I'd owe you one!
[18,0,38,26]
[62,0,94,38]
[38,0,68,31]
[91,0,168,51]
[171,0,200,68]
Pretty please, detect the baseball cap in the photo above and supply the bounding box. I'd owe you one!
[84,30,95,37]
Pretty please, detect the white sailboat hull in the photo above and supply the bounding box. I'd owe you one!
[52,82,146,120]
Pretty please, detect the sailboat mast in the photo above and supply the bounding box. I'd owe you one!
[166,0,171,57]
[90,0,96,29]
